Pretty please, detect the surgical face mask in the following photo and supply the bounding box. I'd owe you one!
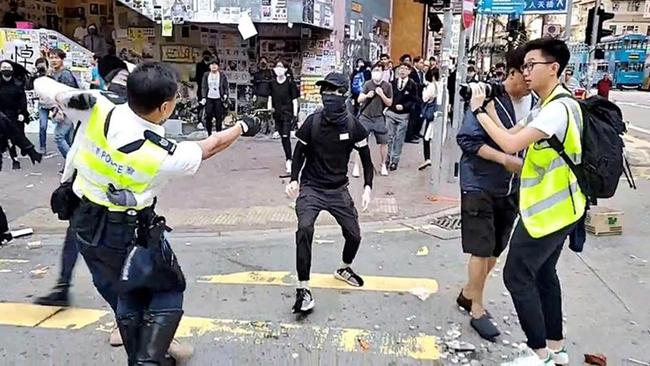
[357,62,365,69]
[371,70,382,82]
[274,67,286,77]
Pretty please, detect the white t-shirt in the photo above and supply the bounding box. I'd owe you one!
[207,72,221,99]
[73,26,87,41]
[511,94,533,124]
[518,99,570,142]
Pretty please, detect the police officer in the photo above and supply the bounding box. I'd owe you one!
[469,38,583,365]
[285,72,373,313]
[35,62,260,365]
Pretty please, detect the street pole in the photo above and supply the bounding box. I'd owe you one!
[431,1,454,196]
[590,0,602,57]
[564,0,573,41]
[447,16,468,183]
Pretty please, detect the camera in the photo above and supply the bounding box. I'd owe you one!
[459,82,505,101]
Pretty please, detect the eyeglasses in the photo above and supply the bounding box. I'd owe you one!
[520,61,555,73]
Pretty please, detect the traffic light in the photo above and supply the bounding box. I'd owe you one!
[429,13,443,33]
[585,6,615,45]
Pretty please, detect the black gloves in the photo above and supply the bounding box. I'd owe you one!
[239,116,261,137]
[68,93,97,110]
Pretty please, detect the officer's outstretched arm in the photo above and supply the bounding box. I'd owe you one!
[197,117,260,160]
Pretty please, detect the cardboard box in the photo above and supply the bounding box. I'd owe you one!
[585,207,623,236]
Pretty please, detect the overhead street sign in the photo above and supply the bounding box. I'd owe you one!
[477,0,526,15]
[522,0,569,14]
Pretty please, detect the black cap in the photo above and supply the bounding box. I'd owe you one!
[316,72,349,91]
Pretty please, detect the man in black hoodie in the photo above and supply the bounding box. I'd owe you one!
[285,72,373,314]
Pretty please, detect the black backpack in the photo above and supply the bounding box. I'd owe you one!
[547,94,636,205]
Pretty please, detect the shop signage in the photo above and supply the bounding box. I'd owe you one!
[161,44,194,63]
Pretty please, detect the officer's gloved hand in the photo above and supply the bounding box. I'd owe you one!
[238,116,261,137]
[107,184,137,207]
[67,93,97,110]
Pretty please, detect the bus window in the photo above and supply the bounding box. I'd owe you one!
[631,40,640,49]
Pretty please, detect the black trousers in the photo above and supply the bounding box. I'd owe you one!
[0,205,7,234]
[504,219,577,349]
[204,98,225,135]
[295,185,361,281]
[406,104,423,141]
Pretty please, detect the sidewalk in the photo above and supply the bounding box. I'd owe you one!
[0,134,460,233]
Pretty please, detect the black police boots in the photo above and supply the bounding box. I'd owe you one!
[34,282,70,307]
[117,312,143,366]
[136,310,183,366]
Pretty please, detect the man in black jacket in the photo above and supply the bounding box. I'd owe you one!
[251,57,274,109]
[194,50,213,101]
[285,72,373,314]
[0,60,40,169]
[386,63,418,171]
[455,46,534,341]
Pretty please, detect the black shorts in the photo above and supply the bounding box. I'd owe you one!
[461,191,518,258]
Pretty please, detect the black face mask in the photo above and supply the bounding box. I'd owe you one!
[1,70,13,78]
[322,94,348,126]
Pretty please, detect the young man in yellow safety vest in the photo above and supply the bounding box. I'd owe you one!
[468,38,585,366]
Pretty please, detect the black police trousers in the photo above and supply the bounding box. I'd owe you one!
[295,185,362,282]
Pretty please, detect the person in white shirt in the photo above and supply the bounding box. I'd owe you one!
[200,58,229,135]
[73,18,87,42]
[418,68,440,170]
[33,62,260,365]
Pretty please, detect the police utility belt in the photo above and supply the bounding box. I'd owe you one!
[69,197,186,293]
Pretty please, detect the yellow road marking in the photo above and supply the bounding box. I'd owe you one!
[0,302,440,360]
[197,271,439,294]
[0,303,61,327]
[39,308,110,330]
[0,259,29,264]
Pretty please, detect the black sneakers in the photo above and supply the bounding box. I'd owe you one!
[292,288,315,313]
[34,284,70,307]
[334,267,364,287]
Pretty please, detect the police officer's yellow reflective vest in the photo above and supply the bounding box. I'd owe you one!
[519,85,587,238]
[73,104,168,211]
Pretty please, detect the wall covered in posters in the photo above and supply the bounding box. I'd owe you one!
[114,0,332,29]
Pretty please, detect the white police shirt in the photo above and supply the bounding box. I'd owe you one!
[34,77,203,208]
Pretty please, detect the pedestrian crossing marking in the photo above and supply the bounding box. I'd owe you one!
[0,303,61,327]
[0,302,440,360]
[197,271,439,294]
[0,259,29,264]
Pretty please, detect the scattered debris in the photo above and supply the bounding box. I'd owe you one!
[25,184,34,188]
[357,337,370,352]
[435,326,443,331]
[416,246,429,256]
[291,353,299,359]
[0,269,11,273]
[185,242,191,246]
[502,292,509,297]
[445,340,476,352]
[405,315,416,322]
[502,339,510,346]
[29,265,49,279]
[373,325,380,330]
[627,358,650,366]
[409,325,417,330]
[630,320,638,326]
[584,353,607,365]
[409,287,432,301]
[10,228,33,239]
[27,241,43,250]
[327,316,335,321]
[314,239,335,245]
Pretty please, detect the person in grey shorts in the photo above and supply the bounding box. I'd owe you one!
[355,62,393,176]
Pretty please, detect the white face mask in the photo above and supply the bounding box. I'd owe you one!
[274,67,286,77]
[371,71,382,82]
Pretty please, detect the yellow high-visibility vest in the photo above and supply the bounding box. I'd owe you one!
[519,85,587,238]
[73,105,168,211]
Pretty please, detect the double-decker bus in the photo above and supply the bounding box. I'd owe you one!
[599,33,648,88]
